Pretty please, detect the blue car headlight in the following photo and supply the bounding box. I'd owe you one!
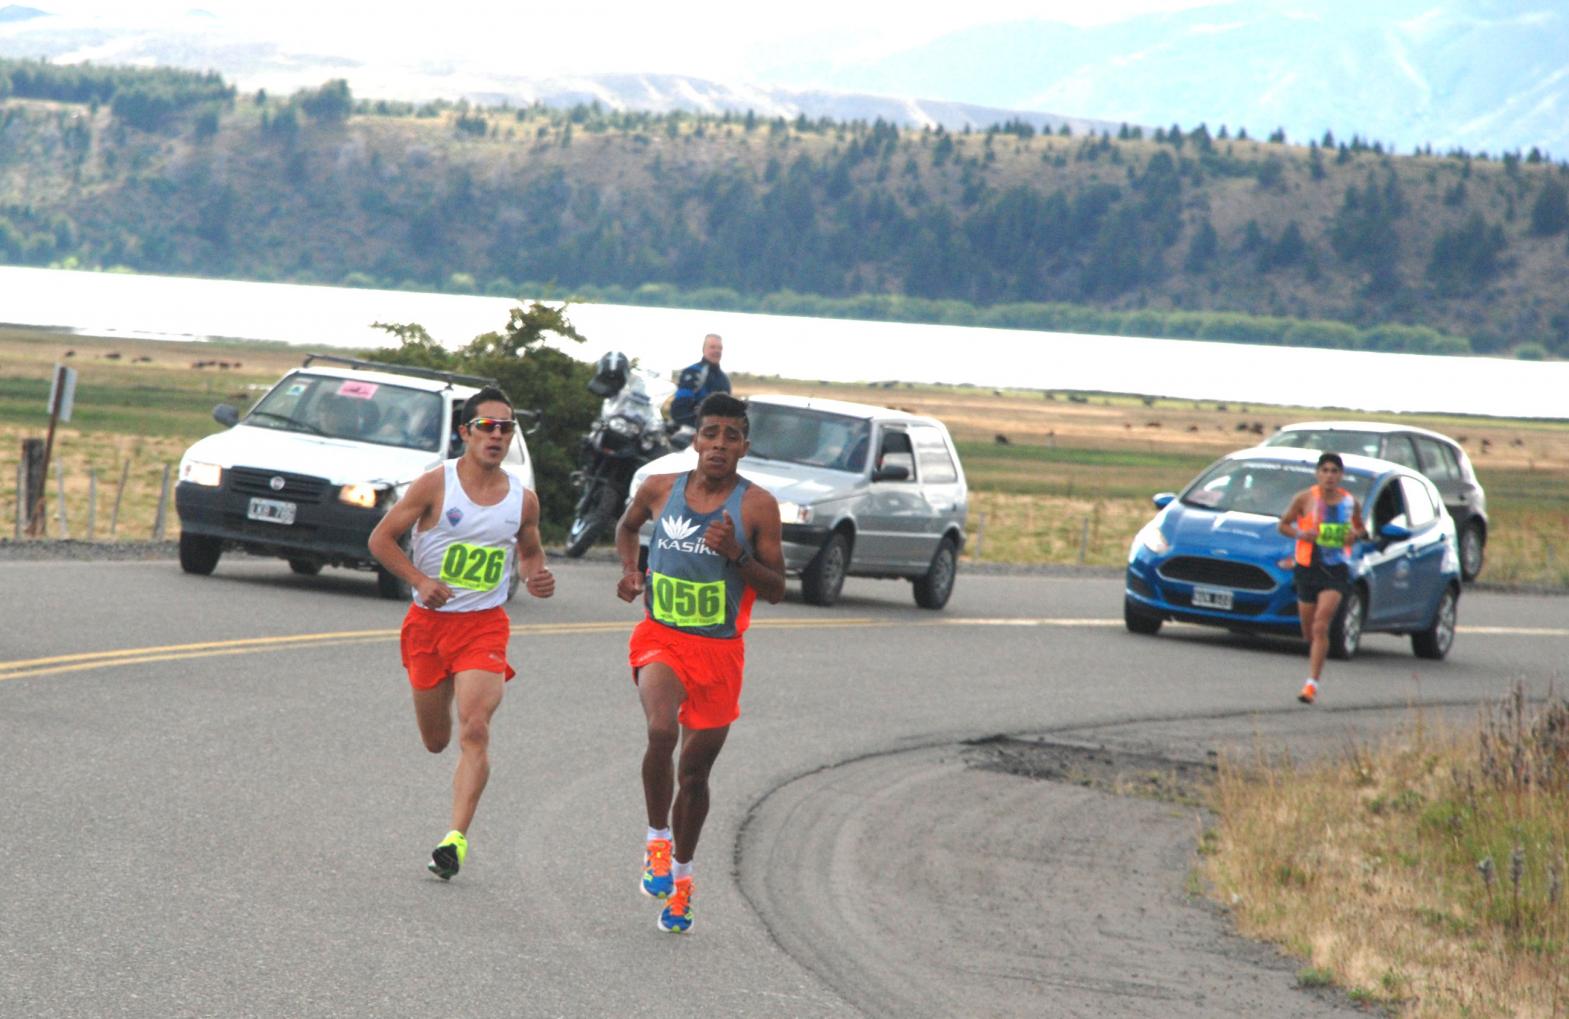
[1130,520,1170,562]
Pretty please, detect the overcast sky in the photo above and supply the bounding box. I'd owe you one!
[31,0,1221,82]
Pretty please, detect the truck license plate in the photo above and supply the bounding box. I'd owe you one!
[247,497,296,526]
[1191,585,1233,610]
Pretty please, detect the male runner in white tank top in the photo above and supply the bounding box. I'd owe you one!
[370,386,555,879]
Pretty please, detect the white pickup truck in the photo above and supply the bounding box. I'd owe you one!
[174,354,535,598]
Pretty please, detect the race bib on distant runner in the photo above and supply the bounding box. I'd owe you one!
[649,571,724,628]
[439,542,507,591]
[1317,522,1351,547]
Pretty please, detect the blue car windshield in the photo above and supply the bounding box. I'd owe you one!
[1182,460,1371,516]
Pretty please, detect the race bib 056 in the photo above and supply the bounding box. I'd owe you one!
[1317,522,1351,547]
[649,571,725,628]
[439,542,507,591]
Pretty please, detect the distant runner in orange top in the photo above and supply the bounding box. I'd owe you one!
[614,392,785,933]
[1278,451,1366,706]
[369,385,555,880]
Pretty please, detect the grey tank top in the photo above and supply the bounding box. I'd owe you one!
[644,472,755,640]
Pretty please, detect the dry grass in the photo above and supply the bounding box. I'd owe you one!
[1207,688,1569,1016]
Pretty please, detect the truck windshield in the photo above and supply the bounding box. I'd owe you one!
[746,404,872,473]
[247,373,445,452]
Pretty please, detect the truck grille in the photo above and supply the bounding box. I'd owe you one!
[228,468,330,502]
[1158,556,1275,591]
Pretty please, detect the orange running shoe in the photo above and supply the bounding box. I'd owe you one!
[1298,681,1317,705]
[658,875,694,933]
[642,837,673,899]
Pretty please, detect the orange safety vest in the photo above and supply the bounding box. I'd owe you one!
[1294,488,1355,567]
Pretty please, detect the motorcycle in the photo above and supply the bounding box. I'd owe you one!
[564,352,693,558]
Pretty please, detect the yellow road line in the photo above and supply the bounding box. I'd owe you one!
[2,616,1562,684]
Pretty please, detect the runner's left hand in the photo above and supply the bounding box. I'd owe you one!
[526,567,555,598]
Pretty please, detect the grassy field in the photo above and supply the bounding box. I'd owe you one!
[1207,690,1569,1016]
[2,326,1567,585]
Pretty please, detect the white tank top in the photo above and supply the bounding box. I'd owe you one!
[408,461,525,613]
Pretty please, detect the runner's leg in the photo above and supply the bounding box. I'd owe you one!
[1308,589,1343,681]
[450,668,505,833]
[671,724,730,864]
[412,679,455,753]
[638,661,686,829]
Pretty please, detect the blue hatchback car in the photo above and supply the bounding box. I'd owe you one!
[1124,447,1460,660]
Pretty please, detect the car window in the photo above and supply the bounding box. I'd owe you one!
[1380,435,1422,471]
[876,428,917,481]
[910,425,959,484]
[745,404,872,472]
[247,373,443,451]
[1371,479,1409,532]
[1265,429,1381,458]
[1400,476,1438,526]
[1414,437,1460,483]
[1182,459,1369,516]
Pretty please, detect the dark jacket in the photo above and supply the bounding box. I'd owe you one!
[669,359,731,427]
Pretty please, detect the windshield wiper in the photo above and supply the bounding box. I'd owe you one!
[246,411,324,435]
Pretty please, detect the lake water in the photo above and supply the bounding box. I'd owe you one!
[1,265,1564,419]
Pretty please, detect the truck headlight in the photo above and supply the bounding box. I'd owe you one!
[181,461,223,487]
[338,483,381,509]
[778,501,814,524]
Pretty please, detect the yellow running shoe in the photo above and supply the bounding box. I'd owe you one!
[428,830,467,880]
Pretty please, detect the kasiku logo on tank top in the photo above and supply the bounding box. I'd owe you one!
[657,514,717,556]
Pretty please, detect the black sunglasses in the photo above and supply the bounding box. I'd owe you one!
[466,417,517,435]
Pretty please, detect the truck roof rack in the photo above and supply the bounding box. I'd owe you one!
[301,354,498,389]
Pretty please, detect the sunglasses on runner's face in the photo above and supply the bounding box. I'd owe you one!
[466,417,516,435]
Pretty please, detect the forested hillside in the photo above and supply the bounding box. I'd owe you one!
[2,60,1567,358]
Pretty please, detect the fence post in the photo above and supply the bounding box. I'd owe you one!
[13,461,21,540]
[1077,516,1090,564]
[23,438,45,537]
[55,463,68,539]
[87,468,98,541]
[153,463,172,540]
[109,459,130,539]
[972,511,986,560]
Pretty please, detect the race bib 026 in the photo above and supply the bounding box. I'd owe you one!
[649,571,725,628]
[439,542,507,591]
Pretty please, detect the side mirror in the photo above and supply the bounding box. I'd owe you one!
[1379,522,1413,542]
[213,404,239,427]
[873,464,910,482]
[1152,492,1176,509]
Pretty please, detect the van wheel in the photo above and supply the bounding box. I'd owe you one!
[1459,522,1485,581]
[912,537,958,610]
[1412,586,1458,660]
[801,532,849,607]
[1328,586,1365,661]
[179,532,222,575]
[288,559,322,576]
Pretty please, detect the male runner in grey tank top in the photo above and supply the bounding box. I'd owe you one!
[614,392,786,932]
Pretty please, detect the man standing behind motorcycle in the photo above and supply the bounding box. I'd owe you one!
[669,334,730,430]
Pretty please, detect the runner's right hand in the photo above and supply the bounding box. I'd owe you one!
[415,576,454,608]
[617,568,644,603]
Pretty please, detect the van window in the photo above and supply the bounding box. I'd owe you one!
[910,425,959,483]
[876,429,916,481]
[1400,476,1438,527]
[1380,435,1422,471]
[1414,437,1460,483]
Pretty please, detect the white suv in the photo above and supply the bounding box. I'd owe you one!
[175,355,535,598]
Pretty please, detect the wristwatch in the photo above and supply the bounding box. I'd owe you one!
[731,549,752,568]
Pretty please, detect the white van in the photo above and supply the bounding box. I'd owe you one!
[174,355,535,598]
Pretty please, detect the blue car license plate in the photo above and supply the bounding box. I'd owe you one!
[1192,585,1233,610]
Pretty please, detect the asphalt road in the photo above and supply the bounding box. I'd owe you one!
[1,555,1564,1018]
